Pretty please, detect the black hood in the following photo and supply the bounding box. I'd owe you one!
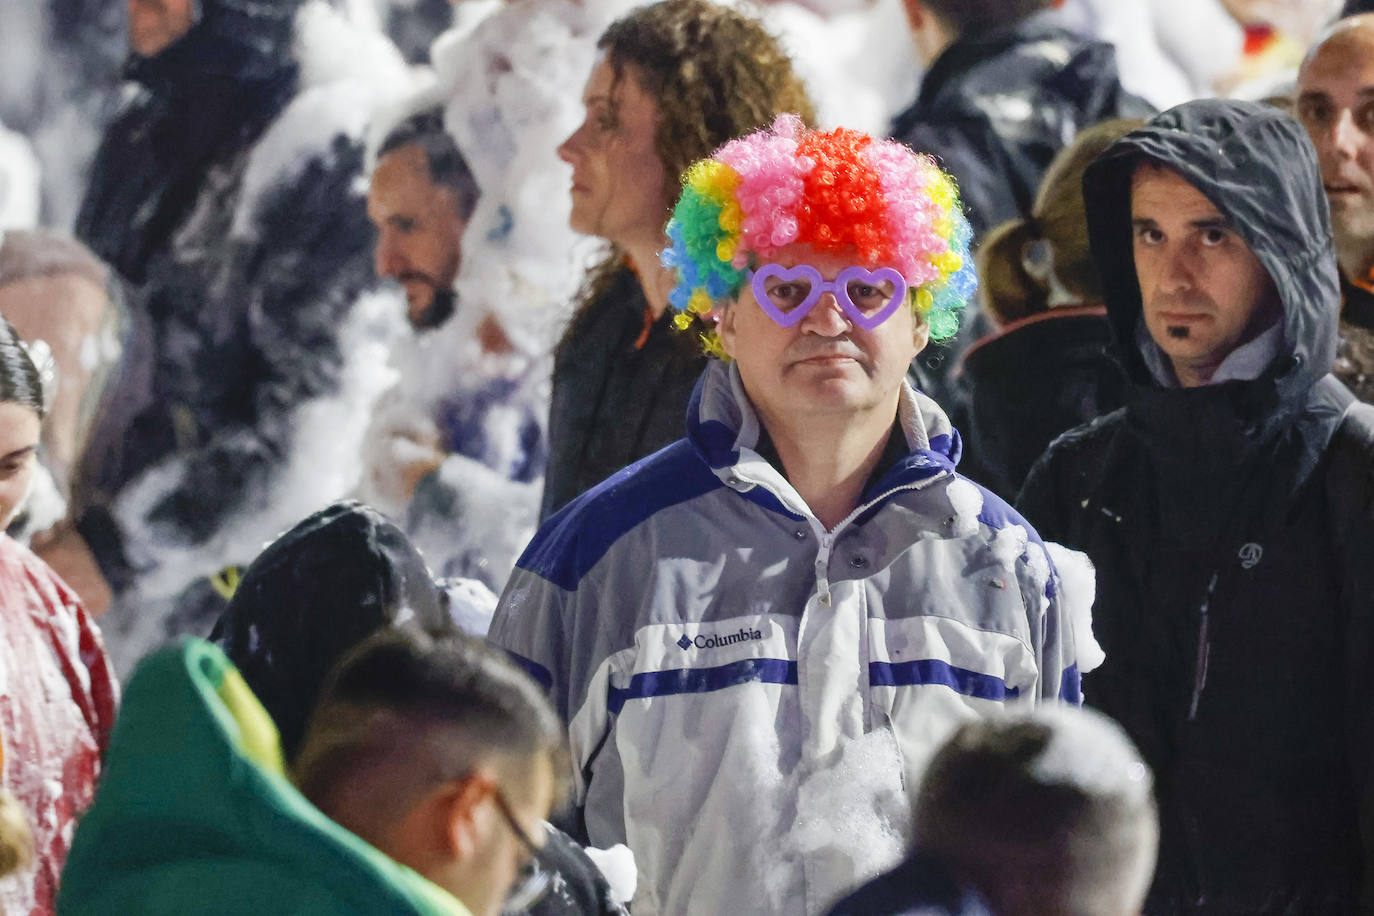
[210,501,453,760]
[126,0,303,93]
[1082,100,1343,468]
[1084,99,1339,400]
[912,12,1132,126]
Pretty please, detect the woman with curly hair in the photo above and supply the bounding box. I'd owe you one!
[541,0,814,519]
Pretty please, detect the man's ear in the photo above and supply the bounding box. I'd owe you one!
[441,771,498,859]
[717,303,739,361]
[913,317,931,357]
[900,0,928,30]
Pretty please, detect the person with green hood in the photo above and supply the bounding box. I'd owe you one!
[58,629,565,916]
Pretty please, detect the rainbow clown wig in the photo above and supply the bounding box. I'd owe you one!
[662,115,976,355]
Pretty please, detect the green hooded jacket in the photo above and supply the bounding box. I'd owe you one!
[57,639,472,916]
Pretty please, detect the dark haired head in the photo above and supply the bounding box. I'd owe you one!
[293,627,567,814]
[915,707,1157,916]
[210,501,452,759]
[916,0,1054,38]
[0,319,45,420]
[378,107,481,223]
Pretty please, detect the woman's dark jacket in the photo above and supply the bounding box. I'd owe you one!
[955,305,1126,501]
[1017,101,1374,914]
[540,265,707,520]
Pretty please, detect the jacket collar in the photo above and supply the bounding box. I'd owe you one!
[686,360,958,520]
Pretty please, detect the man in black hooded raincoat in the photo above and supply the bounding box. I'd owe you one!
[1018,100,1374,913]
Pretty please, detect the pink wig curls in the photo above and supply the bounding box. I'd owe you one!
[662,115,976,349]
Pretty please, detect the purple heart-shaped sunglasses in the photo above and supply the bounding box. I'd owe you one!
[747,264,909,331]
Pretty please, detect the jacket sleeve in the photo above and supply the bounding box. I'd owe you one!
[133,136,377,546]
[1325,406,1374,912]
[1015,445,1068,545]
[490,542,631,848]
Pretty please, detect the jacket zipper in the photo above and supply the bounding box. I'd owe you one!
[1187,570,1219,721]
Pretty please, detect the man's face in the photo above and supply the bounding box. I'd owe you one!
[368,145,466,329]
[1130,164,1282,386]
[556,57,670,248]
[459,757,555,916]
[718,243,929,429]
[128,0,195,58]
[1297,28,1374,266]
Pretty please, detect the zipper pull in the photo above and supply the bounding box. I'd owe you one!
[815,533,833,608]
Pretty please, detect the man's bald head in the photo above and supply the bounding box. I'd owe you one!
[1297,15,1374,277]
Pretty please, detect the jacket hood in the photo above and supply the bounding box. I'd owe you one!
[907,12,1135,130]
[127,0,304,91]
[58,639,469,915]
[1083,99,1339,411]
[210,501,453,760]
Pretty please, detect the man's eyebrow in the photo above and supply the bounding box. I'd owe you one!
[1130,217,1158,229]
[1296,88,1332,104]
[1189,216,1231,230]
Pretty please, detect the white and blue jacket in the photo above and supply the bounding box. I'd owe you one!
[489,360,1093,916]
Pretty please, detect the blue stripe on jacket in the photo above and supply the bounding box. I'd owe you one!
[608,657,799,714]
[869,659,1021,701]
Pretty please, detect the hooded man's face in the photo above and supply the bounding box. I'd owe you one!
[128,0,195,57]
[1130,163,1282,387]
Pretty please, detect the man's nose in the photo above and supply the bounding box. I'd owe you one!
[375,235,403,279]
[1158,245,1197,293]
[801,290,851,335]
[1324,109,1361,161]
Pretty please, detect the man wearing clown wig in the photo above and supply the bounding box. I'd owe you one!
[489,116,1096,916]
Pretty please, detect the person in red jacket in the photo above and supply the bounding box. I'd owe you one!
[0,316,118,916]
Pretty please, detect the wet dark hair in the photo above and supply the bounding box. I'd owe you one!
[920,0,1054,37]
[0,319,45,420]
[378,107,480,222]
[210,501,453,760]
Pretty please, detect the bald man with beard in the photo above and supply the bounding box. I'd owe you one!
[1297,15,1374,401]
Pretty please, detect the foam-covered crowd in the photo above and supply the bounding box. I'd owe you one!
[3,0,1374,913]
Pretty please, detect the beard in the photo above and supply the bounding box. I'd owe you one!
[410,286,457,332]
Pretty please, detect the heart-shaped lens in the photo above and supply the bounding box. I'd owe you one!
[748,263,910,331]
[750,264,825,327]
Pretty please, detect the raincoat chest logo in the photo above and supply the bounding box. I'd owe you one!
[679,628,764,650]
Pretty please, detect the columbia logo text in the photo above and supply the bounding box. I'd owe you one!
[678,628,764,650]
